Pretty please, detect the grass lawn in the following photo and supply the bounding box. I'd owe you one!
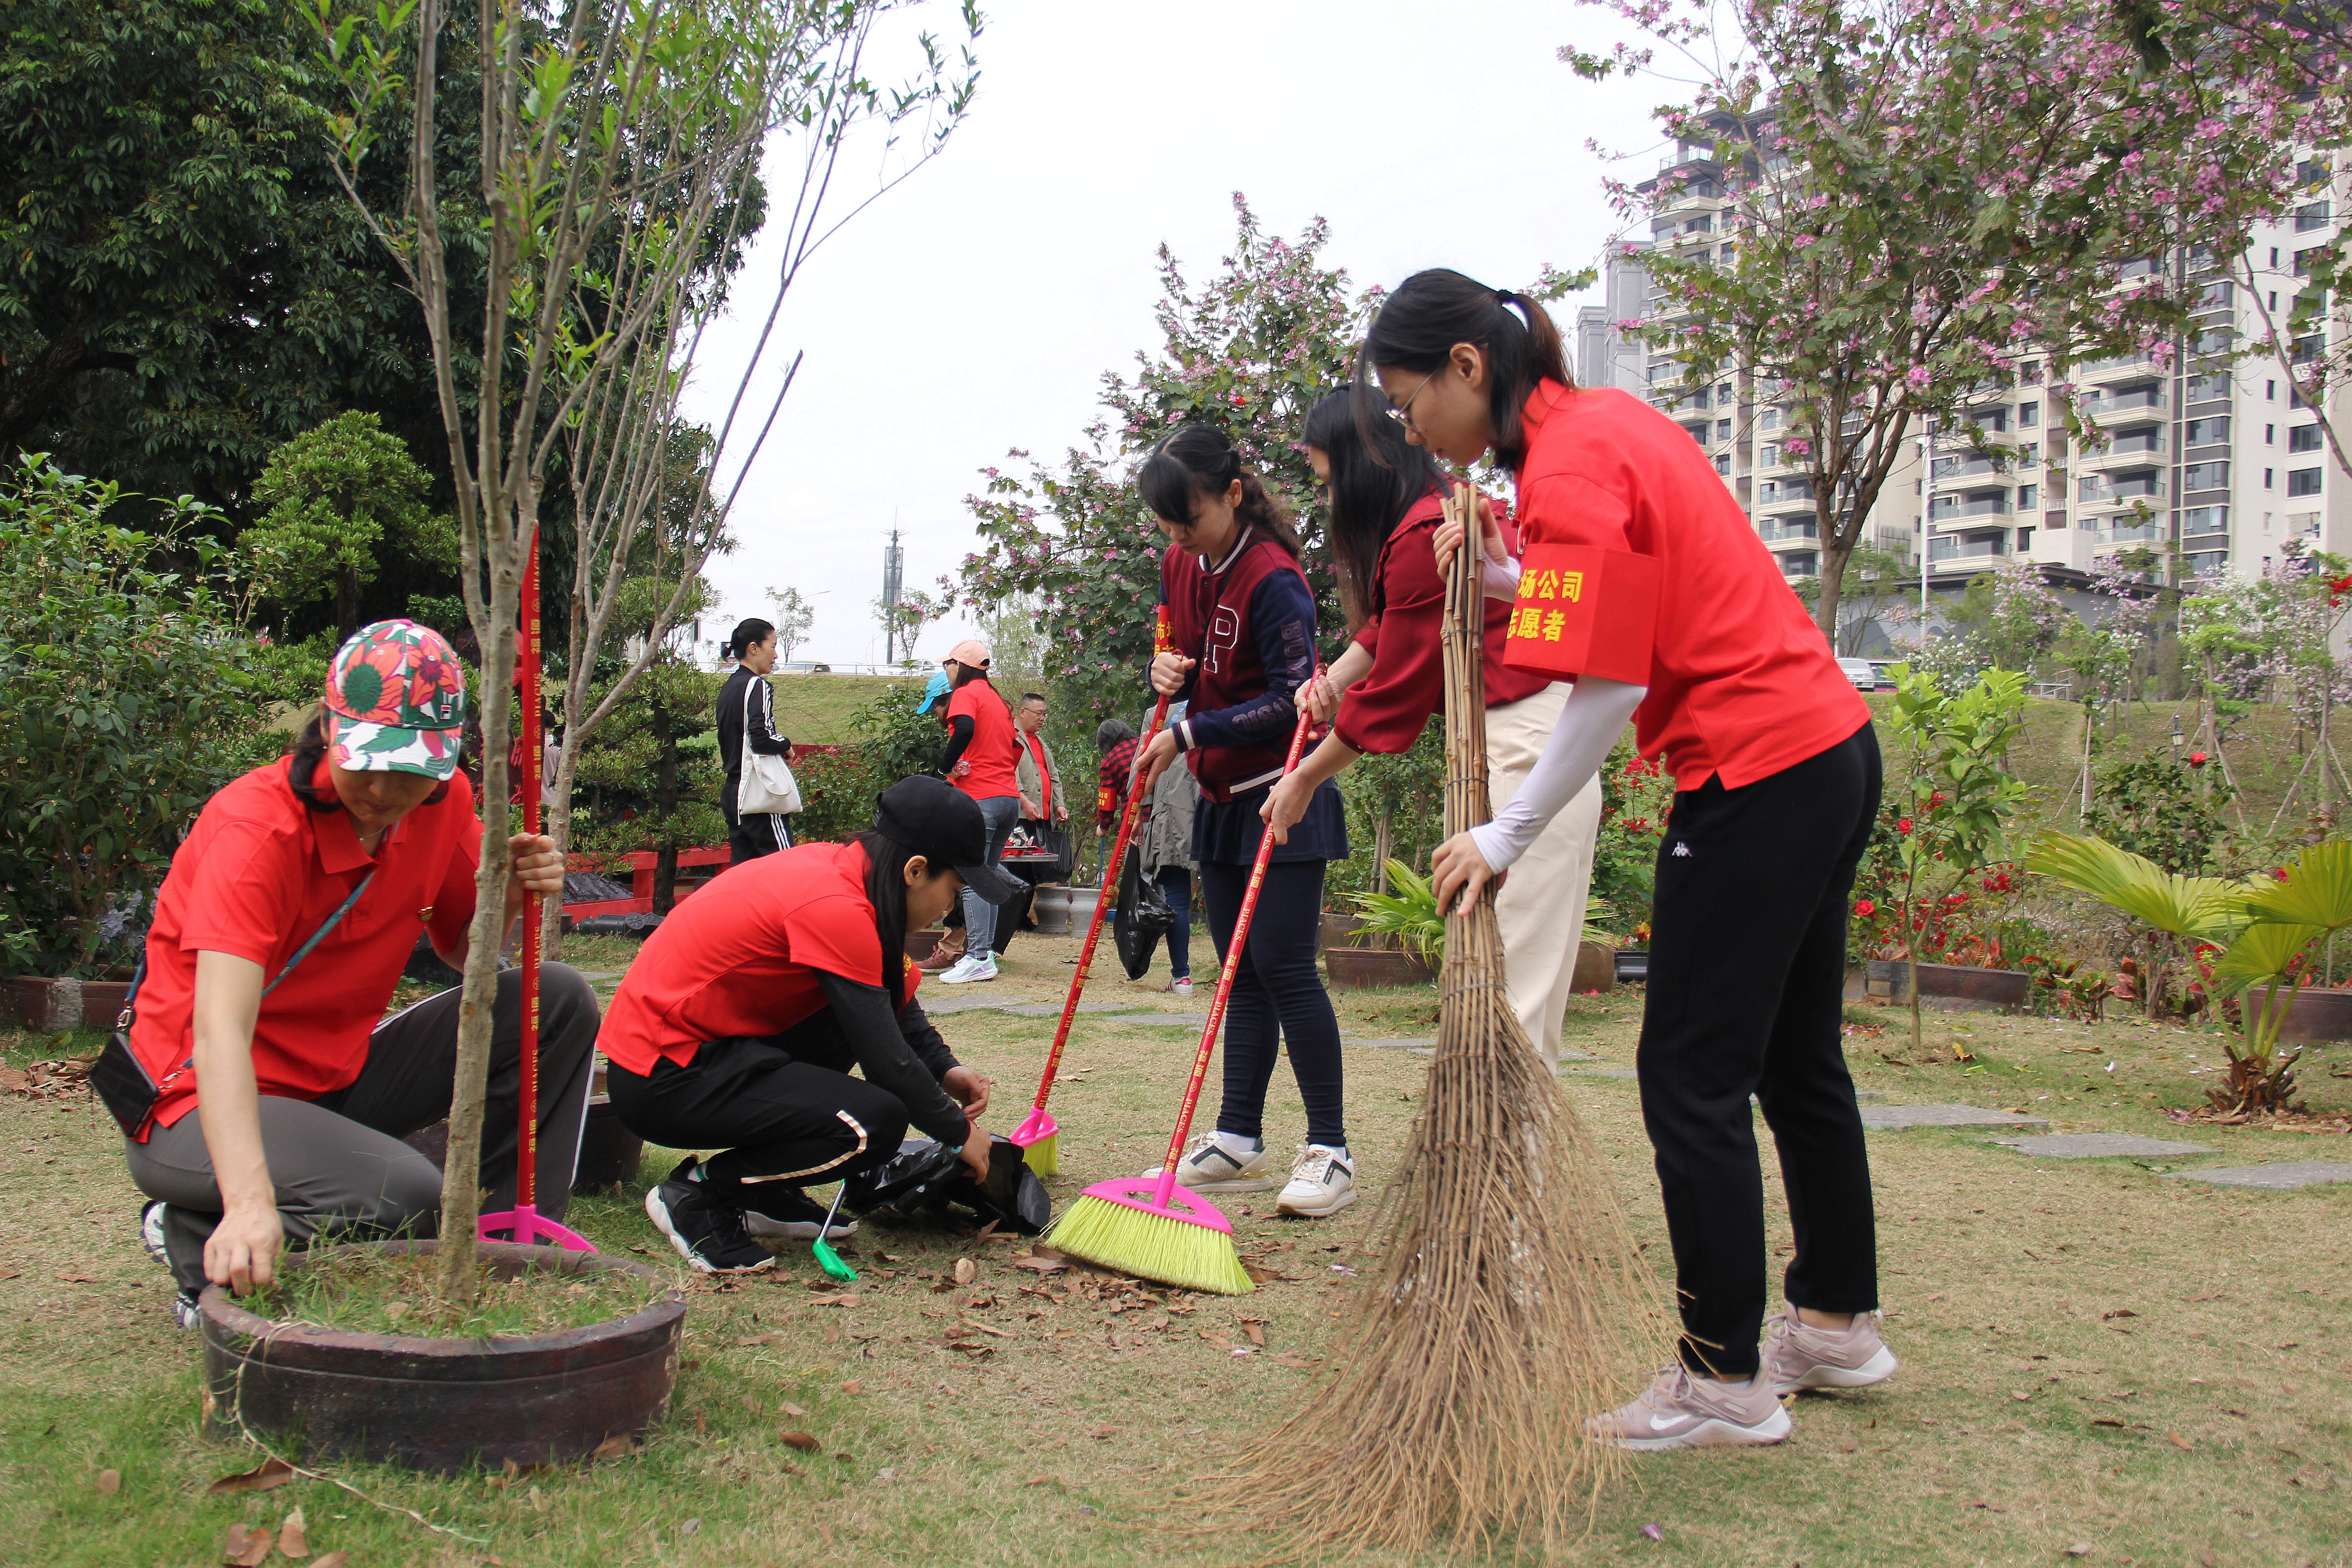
[764,674,923,746]
[4,930,2349,1566]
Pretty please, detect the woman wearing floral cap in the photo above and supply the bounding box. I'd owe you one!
[118,619,598,1327]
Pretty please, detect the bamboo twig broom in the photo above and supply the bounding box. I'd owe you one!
[1197,482,1664,1559]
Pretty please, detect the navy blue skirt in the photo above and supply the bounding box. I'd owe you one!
[1192,779,1347,867]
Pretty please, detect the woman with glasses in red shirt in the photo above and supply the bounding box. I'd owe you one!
[1262,386,1602,1066]
[1365,269,1892,1451]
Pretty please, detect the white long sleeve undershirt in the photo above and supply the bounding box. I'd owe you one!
[1467,674,1648,872]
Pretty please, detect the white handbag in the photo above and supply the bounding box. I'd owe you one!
[736,675,802,816]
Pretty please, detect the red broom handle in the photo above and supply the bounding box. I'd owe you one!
[1156,663,1323,1189]
[1024,692,1172,1119]
[516,539,543,1211]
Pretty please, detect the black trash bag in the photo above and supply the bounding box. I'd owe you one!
[1113,845,1175,980]
[839,1134,1050,1235]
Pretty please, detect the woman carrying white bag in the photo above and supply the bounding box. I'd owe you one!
[718,618,803,865]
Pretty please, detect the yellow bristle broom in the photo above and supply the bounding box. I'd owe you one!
[1043,666,1323,1297]
[1198,484,1664,1558]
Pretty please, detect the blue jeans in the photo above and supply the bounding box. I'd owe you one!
[1159,866,1193,980]
[960,794,1020,955]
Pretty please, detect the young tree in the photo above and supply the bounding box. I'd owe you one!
[767,584,816,662]
[242,411,458,642]
[1568,0,2296,638]
[875,579,951,665]
[307,0,980,1304]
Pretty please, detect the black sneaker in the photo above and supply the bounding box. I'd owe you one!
[643,1159,775,1274]
[742,1186,859,1243]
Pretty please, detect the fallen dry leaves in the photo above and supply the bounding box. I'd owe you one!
[278,1508,309,1559]
[207,1457,294,1495]
[779,1430,823,1452]
[94,1469,119,1495]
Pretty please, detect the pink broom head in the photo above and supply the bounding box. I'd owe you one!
[1009,1107,1059,1149]
[478,1204,598,1253]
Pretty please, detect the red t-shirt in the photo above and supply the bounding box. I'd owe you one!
[598,841,920,1075]
[1510,382,1868,791]
[128,757,483,1135]
[1335,487,1557,755]
[944,678,1020,802]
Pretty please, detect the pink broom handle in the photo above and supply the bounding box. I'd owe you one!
[1153,664,1324,1208]
[517,542,543,1212]
[1020,681,1172,1130]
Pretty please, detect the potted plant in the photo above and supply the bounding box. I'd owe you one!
[1327,859,1441,989]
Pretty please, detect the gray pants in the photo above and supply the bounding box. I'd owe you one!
[124,964,600,1293]
[959,794,1020,955]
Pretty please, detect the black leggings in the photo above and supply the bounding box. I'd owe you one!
[1200,858,1346,1149]
[1639,723,1882,1377]
[607,1035,909,1204]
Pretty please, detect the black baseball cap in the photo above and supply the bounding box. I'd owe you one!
[874,777,1027,906]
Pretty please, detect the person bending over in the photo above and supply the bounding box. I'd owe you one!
[601,777,1024,1274]
[122,621,594,1327]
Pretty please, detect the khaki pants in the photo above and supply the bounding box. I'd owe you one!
[1487,683,1604,1067]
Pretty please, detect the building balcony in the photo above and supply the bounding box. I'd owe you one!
[2099,521,2161,546]
[1929,495,2012,523]
[1930,453,2006,481]
[2078,470,2165,507]
[1759,519,1819,544]
[1929,529,2012,564]
[2081,384,2164,416]
[2084,429,2165,467]
[2078,354,2163,384]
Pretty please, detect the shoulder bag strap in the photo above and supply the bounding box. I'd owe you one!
[261,871,377,999]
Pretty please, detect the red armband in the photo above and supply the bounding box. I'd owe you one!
[1500,545,1660,686]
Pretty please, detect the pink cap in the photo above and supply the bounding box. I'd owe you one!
[945,638,991,667]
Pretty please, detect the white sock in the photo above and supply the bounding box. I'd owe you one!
[1214,1131,1263,1155]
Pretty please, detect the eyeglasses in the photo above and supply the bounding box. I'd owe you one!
[1385,369,1439,429]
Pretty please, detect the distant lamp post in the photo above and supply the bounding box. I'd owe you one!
[2171,715,2184,763]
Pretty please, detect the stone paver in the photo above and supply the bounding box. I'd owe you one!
[1994,1133,2214,1159]
[1343,1036,1435,1051]
[1122,1014,1212,1027]
[1858,1103,2049,1130]
[1571,1068,1641,1080]
[920,993,1037,1014]
[2163,1160,2352,1191]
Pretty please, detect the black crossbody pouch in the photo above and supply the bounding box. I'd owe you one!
[91,873,376,1138]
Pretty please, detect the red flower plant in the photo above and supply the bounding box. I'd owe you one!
[1896,818,1914,833]
[2188,750,2208,767]
[1854,898,1876,917]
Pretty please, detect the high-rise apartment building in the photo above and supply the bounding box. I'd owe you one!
[1574,143,2351,597]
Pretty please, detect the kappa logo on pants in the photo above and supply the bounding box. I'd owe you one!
[1671,841,1693,858]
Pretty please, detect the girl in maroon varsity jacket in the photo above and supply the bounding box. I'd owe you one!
[1127,425,1358,1220]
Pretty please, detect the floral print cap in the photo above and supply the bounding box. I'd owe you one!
[323,619,467,779]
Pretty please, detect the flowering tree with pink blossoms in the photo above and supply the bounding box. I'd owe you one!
[1565,0,2298,639]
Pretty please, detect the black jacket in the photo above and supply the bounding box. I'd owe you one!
[717,666,792,778]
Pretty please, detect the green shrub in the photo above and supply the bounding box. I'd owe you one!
[0,458,276,976]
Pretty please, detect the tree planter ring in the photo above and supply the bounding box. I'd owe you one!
[200,1239,685,1474]
[1325,946,1437,989]
[1866,960,2029,1011]
[2280,987,2352,1044]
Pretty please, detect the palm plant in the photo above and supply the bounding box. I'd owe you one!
[1348,859,1444,965]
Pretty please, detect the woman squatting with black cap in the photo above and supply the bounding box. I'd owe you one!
[1366,270,1892,1449]
[1128,426,1357,1219]
[1262,385,1602,1067]
[601,777,1024,1274]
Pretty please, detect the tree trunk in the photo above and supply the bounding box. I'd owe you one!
[1372,812,1394,893]
[337,563,361,645]
[653,690,681,914]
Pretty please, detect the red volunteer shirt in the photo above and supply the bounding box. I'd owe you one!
[1509,382,1868,791]
[128,757,483,1136]
[598,841,919,1075]
[944,679,1021,801]
[1335,487,1556,755]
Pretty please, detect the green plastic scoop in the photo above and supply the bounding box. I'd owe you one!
[812,1184,858,1282]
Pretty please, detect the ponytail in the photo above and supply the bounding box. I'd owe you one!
[1359,270,1573,473]
[851,828,914,1009]
[1137,424,1305,562]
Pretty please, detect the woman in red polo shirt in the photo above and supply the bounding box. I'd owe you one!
[1128,425,1356,1220]
[931,639,1022,985]
[602,776,1019,1274]
[1365,270,1891,1450]
[1262,386,1602,1066]
[120,621,591,1326]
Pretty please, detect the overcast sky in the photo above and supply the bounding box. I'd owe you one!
[683,0,1664,667]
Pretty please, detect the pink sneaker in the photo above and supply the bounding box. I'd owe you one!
[1762,1305,1899,1396]
[1588,1364,1791,1451]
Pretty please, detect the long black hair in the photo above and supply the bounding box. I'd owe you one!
[1136,424,1303,560]
[1303,386,1449,631]
[1359,270,1573,474]
[851,828,917,1008]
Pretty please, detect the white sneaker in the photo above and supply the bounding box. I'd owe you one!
[938,953,999,985]
[1277,1144,1357,1218]
[1166,976,1195,998]
[1145,1131,1276,1192]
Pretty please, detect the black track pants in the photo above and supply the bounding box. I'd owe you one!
[1638,723,1882,1377]
[606,1034,911,1204]
[125,964,600,1294]
[1200,858,1347,1150]
[723,782,791,866]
